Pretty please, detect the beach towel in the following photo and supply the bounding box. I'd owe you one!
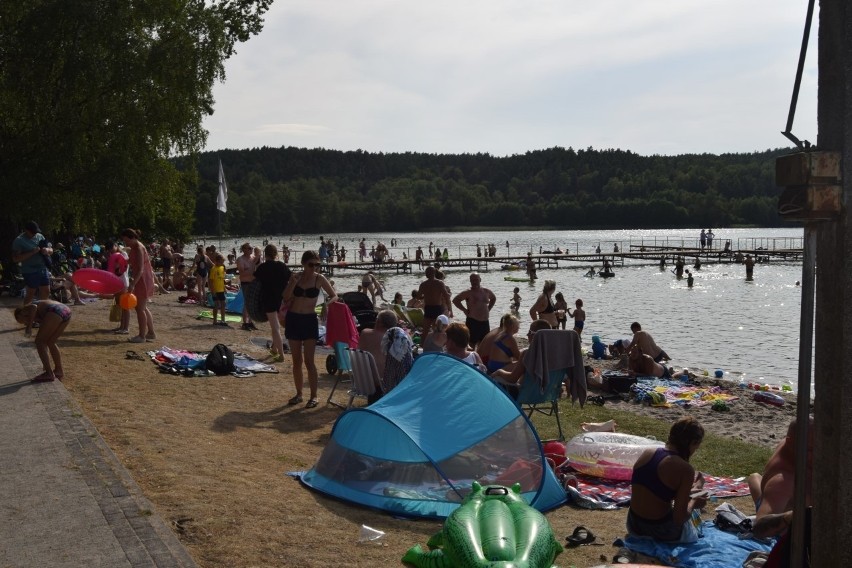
[571,473,751,506]
[197,310,243,323]
[631,379,739,408]
[624,522,774,568]
[523,329,587,405]
[325,301,359,348]
[147,347,278,377]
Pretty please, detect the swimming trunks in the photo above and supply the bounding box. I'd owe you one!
[632,447,678,501]
[574,320,585,330]
[424,304,443,320]
[284,310,319,341]
[466,317,489,347]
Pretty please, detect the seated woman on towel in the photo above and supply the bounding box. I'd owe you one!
[627,417,707,543]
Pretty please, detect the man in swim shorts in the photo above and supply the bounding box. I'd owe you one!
[418,265,451,336]
[452,272,496,349]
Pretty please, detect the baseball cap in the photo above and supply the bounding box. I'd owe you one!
[436,314,450,328]
[25,221,42,234]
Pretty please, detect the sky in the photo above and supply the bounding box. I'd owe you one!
[202,0,819,157]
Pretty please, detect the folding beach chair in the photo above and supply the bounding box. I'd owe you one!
[337,348,384,409]
[508,329,586,441]
[325,342,354,408]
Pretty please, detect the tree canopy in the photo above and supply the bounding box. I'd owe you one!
[0,0,272,242]
[187,146,795,235]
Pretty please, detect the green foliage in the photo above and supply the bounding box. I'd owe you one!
[0,0,272,240]
[188,146,796,235]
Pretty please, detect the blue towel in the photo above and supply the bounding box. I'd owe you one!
[625,522,774,568]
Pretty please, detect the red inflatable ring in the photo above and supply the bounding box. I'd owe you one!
[71,268,125,295]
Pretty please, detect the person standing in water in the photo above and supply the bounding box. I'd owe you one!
[567,299,586,337]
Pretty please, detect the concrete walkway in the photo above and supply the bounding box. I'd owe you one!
[0,305,197,568]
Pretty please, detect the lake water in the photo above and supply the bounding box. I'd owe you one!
[200,228,808,391]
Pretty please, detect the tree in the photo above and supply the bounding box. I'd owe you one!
[0,0,272,243]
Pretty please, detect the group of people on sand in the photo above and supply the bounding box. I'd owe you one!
[625,415,812,566]
[11,222,160,381]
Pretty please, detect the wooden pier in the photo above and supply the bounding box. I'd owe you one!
[313,240,803,277]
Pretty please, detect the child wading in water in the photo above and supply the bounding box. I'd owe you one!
[567,299,586,337]
[511,287,521,312]
[15,300,72,382]
[554,292,569,330]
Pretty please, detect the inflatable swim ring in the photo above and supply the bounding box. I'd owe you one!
[71,268,124,295]
[565,432,664,480]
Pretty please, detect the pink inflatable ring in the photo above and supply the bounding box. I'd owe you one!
[71,268,124,295]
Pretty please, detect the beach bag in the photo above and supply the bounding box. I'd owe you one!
[714,502,753,533]
[205,343,235,375]
[602,370,636,393]
[109,301,122,322]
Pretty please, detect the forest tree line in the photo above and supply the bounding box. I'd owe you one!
[183,146,797,237]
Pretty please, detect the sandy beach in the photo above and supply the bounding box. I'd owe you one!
[3,293,803,567]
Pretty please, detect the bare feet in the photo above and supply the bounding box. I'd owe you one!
[580,419,617,432]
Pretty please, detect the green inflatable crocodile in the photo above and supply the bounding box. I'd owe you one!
[402,482,563,568]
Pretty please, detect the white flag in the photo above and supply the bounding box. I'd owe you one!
[217,159,228,213]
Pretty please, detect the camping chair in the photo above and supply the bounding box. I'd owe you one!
[325,342,354,408]
[502,329,585,441]
[335,348,383,409]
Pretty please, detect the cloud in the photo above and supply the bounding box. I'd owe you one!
[203,0,818,155]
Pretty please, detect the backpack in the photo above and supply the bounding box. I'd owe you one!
[206,344,235,375]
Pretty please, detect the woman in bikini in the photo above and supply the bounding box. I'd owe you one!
[121,228,156,343]
[529,279,558,328]
[282,250,338,408]
[628,417,707,543]
[483,314,520,373]
[15,299,72,382]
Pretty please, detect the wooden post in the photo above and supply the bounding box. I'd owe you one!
[812,0,852,565]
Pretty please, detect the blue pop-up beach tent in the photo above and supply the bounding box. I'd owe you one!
[299,353,566,518]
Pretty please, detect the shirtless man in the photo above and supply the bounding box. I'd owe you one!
[748,417,813,539]
[236,243,257,331]
[626,322,670,362]
[452,272,496,349]
[160,240,174,289]
[418,266,451,336]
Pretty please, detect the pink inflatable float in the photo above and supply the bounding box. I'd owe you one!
[565,432,664,481]
[71,268,124,295]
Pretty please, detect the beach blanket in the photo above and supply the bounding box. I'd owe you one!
[147,346,278,377]
[631,379,739,408]
[624,522,774,568]
[197,310,243,323]
[572,473,750,506]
